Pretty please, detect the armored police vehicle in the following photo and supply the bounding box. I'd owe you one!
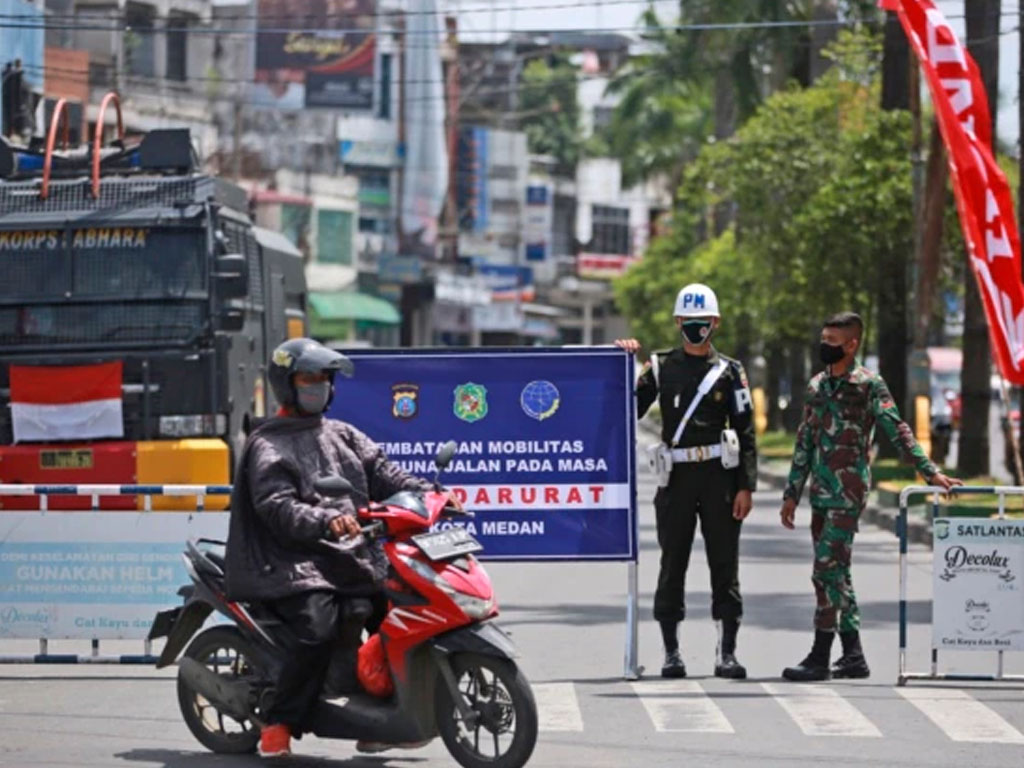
[0,115,306,509]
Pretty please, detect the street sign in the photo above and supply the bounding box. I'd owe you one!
[329,347,638,561]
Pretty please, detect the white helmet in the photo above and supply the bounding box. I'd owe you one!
[674,283,720,318]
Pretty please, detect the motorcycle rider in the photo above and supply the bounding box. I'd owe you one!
[225,338,443,758]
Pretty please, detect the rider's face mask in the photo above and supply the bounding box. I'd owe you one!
[295,381,331,415]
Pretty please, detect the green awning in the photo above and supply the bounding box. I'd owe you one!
[308,291,401,326]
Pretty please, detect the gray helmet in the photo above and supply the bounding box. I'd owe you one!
[268,338,353,409]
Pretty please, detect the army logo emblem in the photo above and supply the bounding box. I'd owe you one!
[392,384,419,419]
[454,383,488,423]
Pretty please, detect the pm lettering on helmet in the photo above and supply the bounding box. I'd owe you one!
[683,293,705,310]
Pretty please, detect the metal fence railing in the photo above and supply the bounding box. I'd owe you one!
[0,484,231,663]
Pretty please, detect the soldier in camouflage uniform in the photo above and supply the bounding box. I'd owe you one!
[780,312,960,681]
[618,283,757,680]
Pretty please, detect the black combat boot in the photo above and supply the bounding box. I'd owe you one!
[832,630,870,679]
[714,619,747,679]
[660,620,687,679]
[782,630,834,681]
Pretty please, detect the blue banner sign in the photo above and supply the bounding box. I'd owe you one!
[328,348,637,561]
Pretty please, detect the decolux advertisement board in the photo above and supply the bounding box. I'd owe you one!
[328,348,638,561]
[932,517,1024,652]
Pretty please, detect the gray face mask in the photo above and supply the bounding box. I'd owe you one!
[295,381,331,415]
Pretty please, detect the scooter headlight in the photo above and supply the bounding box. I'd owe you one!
[399,556,493,618]
[451,592,495,619]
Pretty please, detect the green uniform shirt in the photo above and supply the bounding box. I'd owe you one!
[783,366,939,511]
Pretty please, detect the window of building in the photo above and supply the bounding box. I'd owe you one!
[489,164,518,181]
[591,204,630,256]
[317,209,354,265]
[359,216,392,234]
[378,53,392,119]
[125,4,156,78]
[491,199,520,215]
[593,105,615,131]
[166,13,190,82]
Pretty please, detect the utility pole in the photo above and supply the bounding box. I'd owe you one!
[960,0,1000,479]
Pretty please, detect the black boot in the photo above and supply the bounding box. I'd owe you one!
[714,619,747,679]
[782,630,834,681]
[660,621,687,679]
[832,630,870,679]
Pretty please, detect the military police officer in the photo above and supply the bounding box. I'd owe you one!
[779,312,961,681]
[617,283,757,679]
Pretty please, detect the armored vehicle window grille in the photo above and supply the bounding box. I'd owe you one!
[2,249,68,299]
[221,220,263,307]
[0,302,204,347]
[0,177,206,214]
[73,233,205,297]
[245,230,264,306]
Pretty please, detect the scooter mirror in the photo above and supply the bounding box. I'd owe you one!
[435,440,457,471]
[314,475,355,498]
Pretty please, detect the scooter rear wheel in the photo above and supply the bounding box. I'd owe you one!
[177,626,263,754]
[436,652,538,768]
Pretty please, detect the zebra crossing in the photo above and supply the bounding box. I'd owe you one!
[531,680,1024,743]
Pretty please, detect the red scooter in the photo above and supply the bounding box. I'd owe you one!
[149,442,538,768]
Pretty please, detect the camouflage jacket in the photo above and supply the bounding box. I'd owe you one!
[783,366,939,511]
[637,346,758,491]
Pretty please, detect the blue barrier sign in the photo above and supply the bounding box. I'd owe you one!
[328,347,638,562]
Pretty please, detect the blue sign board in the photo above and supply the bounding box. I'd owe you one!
[327,348,637,561]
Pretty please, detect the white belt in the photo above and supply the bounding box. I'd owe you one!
[671,444,722,464]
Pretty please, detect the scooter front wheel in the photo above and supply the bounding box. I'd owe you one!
[435,652,538,768]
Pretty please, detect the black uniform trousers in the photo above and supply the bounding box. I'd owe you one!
[653,461,743,624]
[264,590,388,730]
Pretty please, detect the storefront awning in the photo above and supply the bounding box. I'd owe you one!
[308,291,401,334]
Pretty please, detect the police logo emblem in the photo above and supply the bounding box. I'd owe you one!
[713,390,724,402]
[935,520,950,540]
[454,383,488,423]
[392,384,419,419]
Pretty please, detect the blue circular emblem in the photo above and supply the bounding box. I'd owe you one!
[521,380,560,421]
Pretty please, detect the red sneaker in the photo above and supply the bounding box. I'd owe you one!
[259,724,291,758]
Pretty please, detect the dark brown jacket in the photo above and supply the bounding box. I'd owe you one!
[224,415,428,602]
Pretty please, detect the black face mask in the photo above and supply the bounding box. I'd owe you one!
[819,342,846,365]
[681,320,714,346]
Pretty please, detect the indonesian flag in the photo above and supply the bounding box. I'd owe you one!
[10,362,124,442]
[882,0,1024,384]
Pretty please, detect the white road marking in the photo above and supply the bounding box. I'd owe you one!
[630,679,734,733]
[533,683,584,732]
[898,687,1024,744]
[762,683,881,737]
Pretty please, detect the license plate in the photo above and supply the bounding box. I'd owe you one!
[39,449,93,470]
[412,528,483,561]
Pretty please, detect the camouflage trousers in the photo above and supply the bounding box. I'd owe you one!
[810,508,859,633]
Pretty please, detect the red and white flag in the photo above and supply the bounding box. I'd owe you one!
[882,0,1024,384]
[10,362,124,442]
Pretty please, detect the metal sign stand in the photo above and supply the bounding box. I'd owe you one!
[898,484,1024,685]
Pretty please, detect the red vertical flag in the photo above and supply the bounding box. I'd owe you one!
[882,0,1024,384]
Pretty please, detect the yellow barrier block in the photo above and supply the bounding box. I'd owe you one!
[136,439,231,511]
[752,387,768,436]
[914,395,932,459]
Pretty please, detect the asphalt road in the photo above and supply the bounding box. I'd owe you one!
[1,461,1023,768]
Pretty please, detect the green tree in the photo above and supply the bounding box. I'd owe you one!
[615,30,947,428]
[519,55,582,173]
